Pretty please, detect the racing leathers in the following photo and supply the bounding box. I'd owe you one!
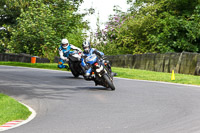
[81,48,111,80]
[58,44,81,68]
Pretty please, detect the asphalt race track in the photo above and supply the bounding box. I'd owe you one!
[1,65,200,133]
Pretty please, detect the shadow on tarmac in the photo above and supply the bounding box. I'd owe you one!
[0,73,110,101]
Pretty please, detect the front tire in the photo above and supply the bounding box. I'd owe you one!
[103,74,115,91]
[69,62,79,78]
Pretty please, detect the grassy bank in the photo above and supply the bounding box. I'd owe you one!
[0,61,200,86]
[0,93,31,125]
[0,61,61,70]
[112,67,200,86]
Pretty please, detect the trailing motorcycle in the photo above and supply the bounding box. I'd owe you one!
[68,50,84,77]
[83,54,115,91]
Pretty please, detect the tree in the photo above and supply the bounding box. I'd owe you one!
[96,0,200,55]
[3,0,87,61]
[0,0,32,27]
[132,0,200,53]
[0,0,32,53]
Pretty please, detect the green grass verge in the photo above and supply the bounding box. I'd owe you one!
[112,67,200,86]
[0,61,200,86]
[0,61,61,70]
[0,93,31,125]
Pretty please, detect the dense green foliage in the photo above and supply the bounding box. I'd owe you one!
[1,0,200,57]
[95,0,200,55]
[0,0,32,53]
[0,0,30,26]
[0,0,87,61]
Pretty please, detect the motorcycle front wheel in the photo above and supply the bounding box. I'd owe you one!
[69,63,79,78]
[103,74,115,91]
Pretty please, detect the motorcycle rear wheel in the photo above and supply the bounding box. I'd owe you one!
[103,74,115,91]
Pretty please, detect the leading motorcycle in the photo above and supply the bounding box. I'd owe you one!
[82,54,115,91]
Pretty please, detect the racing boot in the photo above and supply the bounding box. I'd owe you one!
[83,68,93,81]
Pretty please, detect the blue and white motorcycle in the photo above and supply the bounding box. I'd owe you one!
[82,54,115,91]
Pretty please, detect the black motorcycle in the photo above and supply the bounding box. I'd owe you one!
[68,50,84,77]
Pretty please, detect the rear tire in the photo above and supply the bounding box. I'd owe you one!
[103,74,115,91]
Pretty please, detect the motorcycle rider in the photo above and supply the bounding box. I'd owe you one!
[81,41,115,80]
[58,38,82,68]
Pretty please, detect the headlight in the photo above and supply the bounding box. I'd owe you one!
[96,65,103,73]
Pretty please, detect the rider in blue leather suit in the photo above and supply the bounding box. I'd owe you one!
[81,41,113,80]
[58,38,81,68]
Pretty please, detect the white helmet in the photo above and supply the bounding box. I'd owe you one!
[61,39,69,49]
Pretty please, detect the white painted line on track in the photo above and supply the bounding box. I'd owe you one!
[0,102,36,132]
[114,77,200,88]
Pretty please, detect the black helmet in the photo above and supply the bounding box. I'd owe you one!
[82,41,90,54]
